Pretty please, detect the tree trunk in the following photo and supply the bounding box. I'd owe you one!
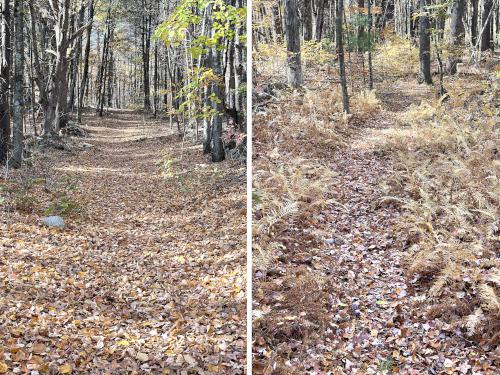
[210,22,225,163]
[471,0,479,46]
[78,0,95,123]
[480,0,494,51]
[68,2,85,113]
[303,0,313,41]
[11,0,23,168]
[418,0,432,84]
[0,0,11,163]
[337,0,349,113]
[447,0,465,74]
[142,1,151,111]
[367,0,373,90]
[284,0,303,87]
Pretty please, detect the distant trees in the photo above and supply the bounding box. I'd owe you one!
[156,0,246,162]
[254,0,499,95]
[0,0,246,168]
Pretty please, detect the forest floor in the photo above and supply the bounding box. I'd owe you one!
[253,51,498,373]
[0,110,246,374]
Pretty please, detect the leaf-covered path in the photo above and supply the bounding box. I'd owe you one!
[253,81,497,374]
[1,110,246,374]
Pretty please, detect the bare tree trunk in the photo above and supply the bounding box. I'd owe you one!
[303,0,313,40]
[367,0,373,90]
[471,0,479,46]
[337,0,349,113]
[78,0,94,123]
[0,0,11,163]
[11,0,23,168]
[418,0,432,84]
[68,2,85,113]
[142,0,152,111]
[481,0,494,51]
[447,0,465,74]
[284,0,303,87]
[210,20,225,163]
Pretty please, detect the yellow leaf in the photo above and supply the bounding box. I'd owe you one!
[0,362,8,374]
[59,364,72,374]
[117,340,130,347]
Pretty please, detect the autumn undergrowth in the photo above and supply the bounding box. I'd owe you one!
[253,42,384,370]
[1,154,81,218]
[381,75,499,345]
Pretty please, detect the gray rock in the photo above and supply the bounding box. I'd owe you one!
[42,216,65,229]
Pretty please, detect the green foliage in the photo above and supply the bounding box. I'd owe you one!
[44,196,80,216]
[378,357,395,373]
[154,0,246,129]
[157,150,177,179]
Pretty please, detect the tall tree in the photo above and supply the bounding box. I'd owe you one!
[480,0,494,51]
[337,0,349,113]
[418,0,432,84]
[284,0,303,87]
[0,0,10,163]
[11,0,23,168]
[141,0,152,111]
[78,0,95,123]
[447,0,465,74]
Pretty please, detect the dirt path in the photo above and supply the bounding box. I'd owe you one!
[0,110,246,374]
[303,99,495,373]
[253,80,496,373]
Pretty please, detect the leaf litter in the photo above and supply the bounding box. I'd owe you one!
[1,110,246,374]
[252,73,498,374]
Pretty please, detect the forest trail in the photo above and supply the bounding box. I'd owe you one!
[314,84,493,372]
[0,110,246,374]
[253,80,495,373]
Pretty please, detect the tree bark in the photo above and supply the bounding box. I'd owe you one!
[471,0,479,46]
[337,0,349,113]
[447,0,465,75]
[284,0,303,87]
[480,0,494,51]
[0,0,11,163]
[11,0,23,168]
[367,0,373,89]
[78,0,94,123]
[418,0,432,84]
[68,2,86,113]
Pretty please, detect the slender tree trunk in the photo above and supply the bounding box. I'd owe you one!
[418,0,432,84]
[78,0,94,123]
[284,0,303,87]
[68,2,85,113]
[0,0,11,163]
[142,1,151,111]
[210,21,225,163]
[153,41,158,117]
[303,0,313,40]
[481,0,494,51]
[11,0,23,168]
[471,0,479,46]
[367,0,373,90]
[337,0,349,113]
[447,0,465,74]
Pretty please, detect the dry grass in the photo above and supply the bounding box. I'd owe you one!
[381,77,499,343]
[374,33,419,77]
